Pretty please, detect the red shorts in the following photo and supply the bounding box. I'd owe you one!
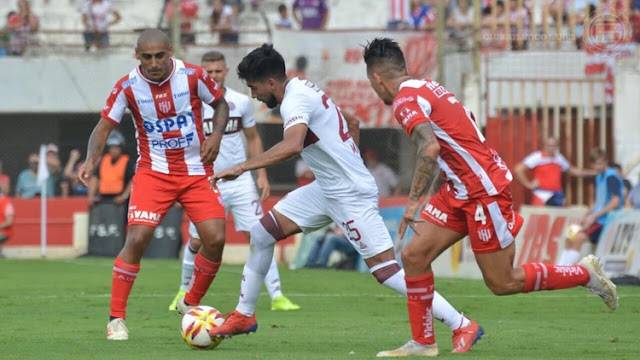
[127,171,225,227]
[421,185,524,254]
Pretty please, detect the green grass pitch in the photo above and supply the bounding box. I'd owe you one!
[1,258,639,359]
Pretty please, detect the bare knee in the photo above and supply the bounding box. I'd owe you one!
[401,247,432,271]
[200,230,225,252]
[484,269,523,296]
[190,237,202,250]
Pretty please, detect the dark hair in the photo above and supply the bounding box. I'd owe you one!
[611,163,622,171]
[363,38,406,73]
[237,44,286,82]
[201,50,225,63]
[278,4,287,12]
[295,56,308,71]
[589,148,607,163]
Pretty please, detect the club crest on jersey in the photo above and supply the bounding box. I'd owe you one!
[424,204,448,223]
[477,228,492,242]
[228,101,236,111]
[158,100,172,114]
[177,68,196,75]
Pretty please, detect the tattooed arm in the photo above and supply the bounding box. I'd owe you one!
[77,118,116,187]
[397,122,441,239]
[201,97,230,164]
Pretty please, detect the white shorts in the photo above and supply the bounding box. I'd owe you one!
[273,181,393,259]
[189,175,262,238]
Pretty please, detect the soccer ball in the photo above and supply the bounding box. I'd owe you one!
[180,306,225,350]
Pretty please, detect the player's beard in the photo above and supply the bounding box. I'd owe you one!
[265,95,278,109]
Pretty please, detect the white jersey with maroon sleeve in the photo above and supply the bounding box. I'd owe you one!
[280,77,377,199]
[392,79,512,200]
[100,58,223,176]
[202,86,255,178]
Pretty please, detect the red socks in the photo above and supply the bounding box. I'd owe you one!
[522,263,590,292]
[406,272,436,345]
[110,257,140,319]
[184,253,221,306]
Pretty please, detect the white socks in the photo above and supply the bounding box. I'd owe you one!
[179,243,197,292]
[236,223,276,316]
[264,257,283,300]
[558,249,581,265]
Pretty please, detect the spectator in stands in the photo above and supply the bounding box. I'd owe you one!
[274,3,292,29]
[409,0,436,30]
[295,158,315,187]
[81,0,121,51]
[514,137,591,207]
[292,0,329,30]
[165,0,198,45]
[363,149,402,197]
[87,131,134,207]
[15,153,40,198]
[0,160,10,195]
[0,187,14,258]
[611,163,632,203]
[304,226,358,269]
[558,148,623,265]
[287,55,308,80]
[627,173,640,209]
[447,0,474,38]
[7,0,39,56]
[210,0,239,44]
[45,144,69,197]
[0,12,16,56]
[388,0,411,30]
[481,0,505,26]
[63,149,88,196]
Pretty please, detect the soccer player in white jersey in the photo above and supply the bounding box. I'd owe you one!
[169,51,300,312]
[77,30,230,341]
[364,38,617,357]
[206,44,483,353]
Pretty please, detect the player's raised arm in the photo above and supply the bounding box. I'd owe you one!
[214,123,307,183]
[77,118,116,187]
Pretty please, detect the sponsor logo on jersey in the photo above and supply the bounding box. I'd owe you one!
[177,68,196,75]
[143,112,194,133]
[150,132,195,149]
[285,115,304,127]
[158,100,172,114]
[424,204,448,223]
[155,93,168,99]
[393,96,414,111]
[122,77,137,89]
[399,107,418,125]
[136,98,154,105]
[128,209,162,223]
[173,90,189,99]
[201,117,242,136]
[477,228,492,242]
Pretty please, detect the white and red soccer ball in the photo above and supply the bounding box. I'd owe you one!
[180,306,225,350]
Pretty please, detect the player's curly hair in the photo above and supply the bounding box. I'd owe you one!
[362,38,406,73]
[237,44,287,82]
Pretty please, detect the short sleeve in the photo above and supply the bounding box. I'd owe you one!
[606,176,621,196]
[100,79,129,126]
[280,93,312,132]
[557,154,570,172]
[522,151,540,169]
[241,96,256,128]
[392,92,431,136]
[197,67,223,106]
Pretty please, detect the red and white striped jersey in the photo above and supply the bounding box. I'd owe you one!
[393,79,512,200]
[101,58,223,176]
[388,0,409,22]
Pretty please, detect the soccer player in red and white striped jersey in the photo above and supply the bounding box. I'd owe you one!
[77,29,230,341]
[364,38,618,357]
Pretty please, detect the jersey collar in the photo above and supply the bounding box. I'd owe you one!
[136,58,177,87]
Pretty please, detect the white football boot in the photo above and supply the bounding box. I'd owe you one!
[376,340,439,357]
[176,296,195,315]
[579,255,619,310]
[106,318,128,340]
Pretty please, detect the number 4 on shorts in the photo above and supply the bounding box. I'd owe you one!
[475,203,487,225]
